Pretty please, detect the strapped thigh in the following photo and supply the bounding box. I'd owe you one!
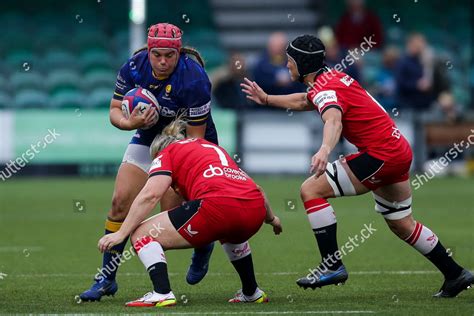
[325,160,357,197]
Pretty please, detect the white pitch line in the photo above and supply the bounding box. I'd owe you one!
[154,312,375,315]
[10,270,471,278]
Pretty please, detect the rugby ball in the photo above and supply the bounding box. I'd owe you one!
[121,88,160,129]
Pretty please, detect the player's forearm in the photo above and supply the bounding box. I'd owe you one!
[320,118,342,154]
[266,93,308,111]
[264,198,276,223]
[118,194,160,237]
[110,106,129,130]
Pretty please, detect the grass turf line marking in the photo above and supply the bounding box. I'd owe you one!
[157,312,375,315]
[11,270,472,278]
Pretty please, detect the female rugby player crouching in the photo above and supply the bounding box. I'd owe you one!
[98,119,282,307]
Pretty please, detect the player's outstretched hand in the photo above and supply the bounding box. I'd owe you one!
[240,77,268,105]
[268,216,282,235]
[98,232,126,253]
[310,148,329,178]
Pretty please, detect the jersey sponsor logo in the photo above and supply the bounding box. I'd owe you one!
[313,90,338,111]
[188,101,210,117]
[185,224,198,236]
[391,127,401,139]
[203,164,224,178]
[150,155,163,170]
[160,107,176,117]
[340,75,354,87]
[203,164,248,181]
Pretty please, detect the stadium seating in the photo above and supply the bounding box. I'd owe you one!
[83,70,116,92]
[79,49,115,73]
[89,88,113,108]
[0,91,11,109]
[0,1,470,110]
[10,72,45,92]
[14,89,49,108]
[43,50,80,72]
[46,70,82,95]
[5,50,38,73]
[0,0,225,109]
[50,90,84,109]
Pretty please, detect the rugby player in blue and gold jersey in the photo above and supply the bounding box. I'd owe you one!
[80,23,218,301]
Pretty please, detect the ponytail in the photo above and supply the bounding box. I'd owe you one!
[150,115,187,159]
[181,46,205,68]
[133,45,148,56]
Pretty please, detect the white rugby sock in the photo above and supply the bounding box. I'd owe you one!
[133,236,166,269]
[305,198,337,230]
[404,222,438,255]
[304,198,341,268]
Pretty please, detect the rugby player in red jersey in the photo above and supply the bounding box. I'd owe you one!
[98,119,282,307]
[241,34,472,297]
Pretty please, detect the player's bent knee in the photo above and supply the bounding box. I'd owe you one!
[300,181,324,200]
[300,160,355,201]
[130,222,161,246]
[130,227,147,245]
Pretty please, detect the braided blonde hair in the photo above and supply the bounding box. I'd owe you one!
[150,117,187,159]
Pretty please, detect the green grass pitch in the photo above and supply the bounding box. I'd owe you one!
[0,176,473,315]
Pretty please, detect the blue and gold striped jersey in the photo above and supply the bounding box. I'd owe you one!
[113,50,218,146]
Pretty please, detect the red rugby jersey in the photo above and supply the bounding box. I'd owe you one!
[307,70,411,161]
[149,138,262,201]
